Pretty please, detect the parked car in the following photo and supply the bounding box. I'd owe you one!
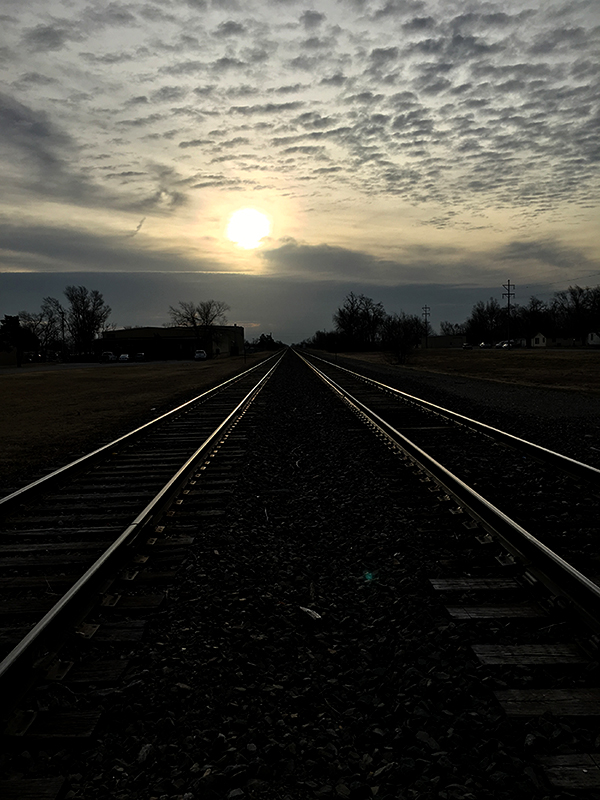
[462,343,473,350]
[118,353,130,362]
[100,351,117,362]
[134,353,146,361]
[194,349,207,360]
[479,342,492,348]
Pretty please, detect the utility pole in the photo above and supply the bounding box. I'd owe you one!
[502,280,515,349]
[60,308,66,359]
[422,305,430,349]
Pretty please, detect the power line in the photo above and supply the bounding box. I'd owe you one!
[545,270,600,288]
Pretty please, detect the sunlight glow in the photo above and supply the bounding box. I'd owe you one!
[226,208,271,249]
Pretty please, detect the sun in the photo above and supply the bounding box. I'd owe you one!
[226,208,271,249]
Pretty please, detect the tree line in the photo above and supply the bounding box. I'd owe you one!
[441,285,600,346]
[1,286,111,362]
[1,289,236,362]
[303,292,432,363]
[304,284,600,360]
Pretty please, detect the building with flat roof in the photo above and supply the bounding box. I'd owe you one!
[96,325,244,360]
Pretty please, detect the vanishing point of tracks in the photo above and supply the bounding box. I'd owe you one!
[1,349,600,799]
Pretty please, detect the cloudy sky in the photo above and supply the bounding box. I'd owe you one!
[1,0,599,343]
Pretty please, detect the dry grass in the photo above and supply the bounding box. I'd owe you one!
[0,354,272,489]
[342,348,600,394]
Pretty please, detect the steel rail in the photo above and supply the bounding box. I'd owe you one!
[0,353,281,517]
[304,352,600,490]
[0,352,285,703]
[298,351,600,635]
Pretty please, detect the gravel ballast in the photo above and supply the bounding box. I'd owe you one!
[20,353,597,800]
[327,354,600,470]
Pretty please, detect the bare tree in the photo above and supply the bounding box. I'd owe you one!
[197,300,230,327]
[439,321,466,336]
[381,312,423,363]
[167,301,200,333]
[19,296,65,354]
[333,292,385,349]
[61,286,111,354]
[19,310,57,353]
[168,300,231,354]
[464,298,504,344]
[551,285,596,345]
[168,300,230,329]
[511,296,551,344]
[16,289,109,357]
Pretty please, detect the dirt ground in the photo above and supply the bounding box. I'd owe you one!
[0,353,274,490]
[1,348,599,491]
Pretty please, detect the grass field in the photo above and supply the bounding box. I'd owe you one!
[1,347,599,489]
[0,354,273,488]
[342,347,600,394]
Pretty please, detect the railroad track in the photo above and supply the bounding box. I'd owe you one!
[301,351,600,581]
[1,349,600,798]
[0,354,282,781]
[298,350,600,794]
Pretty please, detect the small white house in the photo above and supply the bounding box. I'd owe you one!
[589,332,600,347]
[531,332,577,347]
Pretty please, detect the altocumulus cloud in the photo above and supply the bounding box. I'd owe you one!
[1,0,598,342]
